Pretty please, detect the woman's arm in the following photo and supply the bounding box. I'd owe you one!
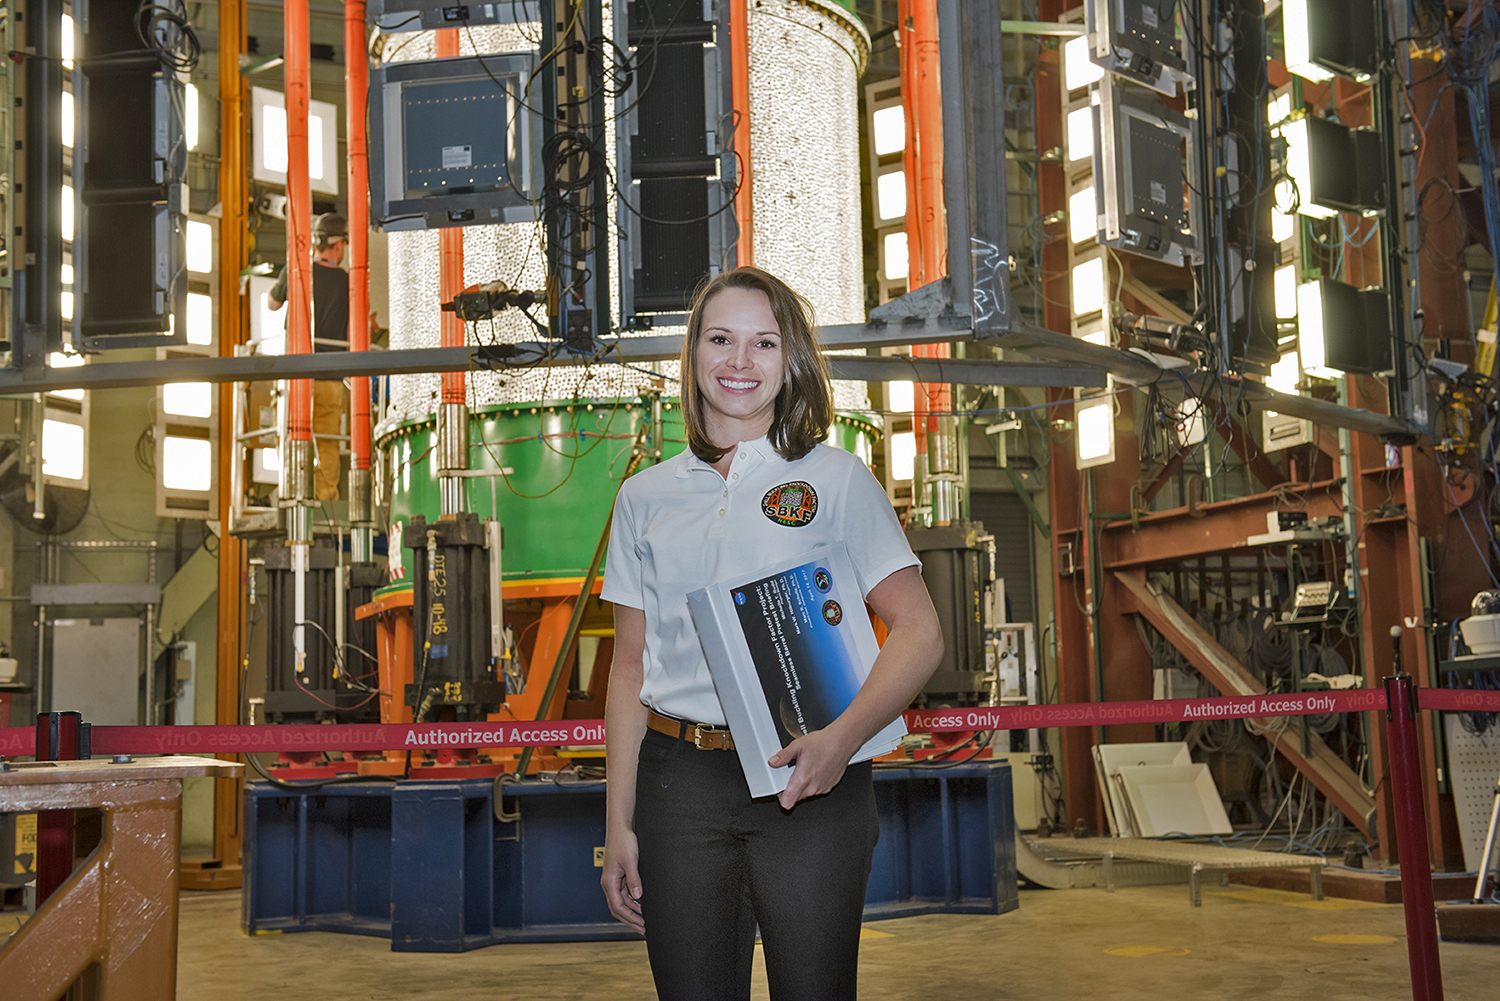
[601,603,648,932]
[768,564,942,809]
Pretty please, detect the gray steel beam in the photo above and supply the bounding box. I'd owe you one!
[0,314,1420,440]
[31,583,163,606]
[825,355,1105,387]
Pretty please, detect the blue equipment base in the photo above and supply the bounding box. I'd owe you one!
[243,761,1015,952]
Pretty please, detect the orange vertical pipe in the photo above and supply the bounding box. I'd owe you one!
[346,1,371,473]
[212,0,248,884]
[912,0,945,287]
[730,0,753,266]
[436,29,466,406]
[284,0,312,441]
[900,0,949,461]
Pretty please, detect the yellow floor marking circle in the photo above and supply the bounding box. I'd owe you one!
[1312,934,1398,945]
[1210,887,1388,911]
[1104,945,1191,957]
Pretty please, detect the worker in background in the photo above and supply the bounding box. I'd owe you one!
[267,212,350,502]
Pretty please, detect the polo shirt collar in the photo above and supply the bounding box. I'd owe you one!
[673,435,775,477]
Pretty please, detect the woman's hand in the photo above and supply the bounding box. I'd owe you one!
[768,725,861,810]
[601,828,644,934]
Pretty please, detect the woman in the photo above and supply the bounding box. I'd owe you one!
[599,266,943,1000]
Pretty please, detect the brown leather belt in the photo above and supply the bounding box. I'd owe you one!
[646,709,735,751]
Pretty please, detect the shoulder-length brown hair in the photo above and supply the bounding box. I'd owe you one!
[680,267,833,464]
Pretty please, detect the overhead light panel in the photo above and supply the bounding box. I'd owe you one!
[876,170,907,223]
[162,436,213,492]
[186,220,213,275]
[187,292,214,346]
[1283,115,1385,218]
[251,87,341,196]
[164,383,213,419]
[1282,0,1378,83]
[186,82,199,151]
[1063,35,1105,91]
[890,431,916,481]
[48,351,85,402]
[1297,278,1391,377]
[1067,106,1095,162]
[1070,186,1098,246]
[872,105,905,156]
[1274,264,1299,319]
[1072,256,1107,317]
[883,231,909,283]
[1075,396,1115,468]
[43,419,87,482]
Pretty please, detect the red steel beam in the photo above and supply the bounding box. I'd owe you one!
[1037,0,1101,833]
[1101,481,1344,568]
[346,1,371,474]
[284,0,313,442]
[436,29,465,406]
[729,0,752,266]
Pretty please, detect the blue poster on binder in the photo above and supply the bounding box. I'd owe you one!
[688,544,907,798]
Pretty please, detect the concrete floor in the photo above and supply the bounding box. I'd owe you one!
[159,884,1499,1000]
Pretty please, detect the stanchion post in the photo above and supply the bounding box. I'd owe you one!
[1385,625,1444,1001]
[34,710,89,904]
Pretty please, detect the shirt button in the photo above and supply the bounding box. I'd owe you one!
[723,490,728,497]
[732,473,739,480]
[738,451,745,459]
[719,509,726,516]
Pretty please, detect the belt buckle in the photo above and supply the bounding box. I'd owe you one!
[692,724,721,750]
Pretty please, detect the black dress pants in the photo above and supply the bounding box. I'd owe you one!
[634,728,880,1001]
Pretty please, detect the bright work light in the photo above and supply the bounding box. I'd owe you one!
[1075,396,1115,468]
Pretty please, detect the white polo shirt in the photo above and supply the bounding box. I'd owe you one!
[601,435,920,725]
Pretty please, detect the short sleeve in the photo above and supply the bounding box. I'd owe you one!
[839,458,920,598]
[600,485,644,609]
[270,264,289,304]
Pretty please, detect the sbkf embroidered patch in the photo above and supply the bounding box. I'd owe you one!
[762,480,818,527]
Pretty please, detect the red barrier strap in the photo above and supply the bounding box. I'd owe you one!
[2,688,1498,758]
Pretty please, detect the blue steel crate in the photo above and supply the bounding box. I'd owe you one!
[242,782,393,938]
[242,759,1017,952]
[866,762,1018,918]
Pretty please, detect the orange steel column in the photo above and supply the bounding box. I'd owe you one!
[209,0,247,890]
[901,0,951,516]
[911,0,944,285]
[347,0,374,554]
[437,29,465,406]
[730,0,753,266]
[284,0,313,448]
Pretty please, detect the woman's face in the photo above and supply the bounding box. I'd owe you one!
[694,286,786,446]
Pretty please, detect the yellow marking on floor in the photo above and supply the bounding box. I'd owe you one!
[1312,933,1399,945]
[1209,887,1389,911]
[1104,945,1191,957]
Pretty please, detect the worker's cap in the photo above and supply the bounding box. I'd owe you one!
[313,213,348,239]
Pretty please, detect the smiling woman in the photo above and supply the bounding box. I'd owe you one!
[678,268,833,472]
[600,265,943,1001]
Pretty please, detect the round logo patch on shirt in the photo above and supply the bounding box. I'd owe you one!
[762,481,818,527]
